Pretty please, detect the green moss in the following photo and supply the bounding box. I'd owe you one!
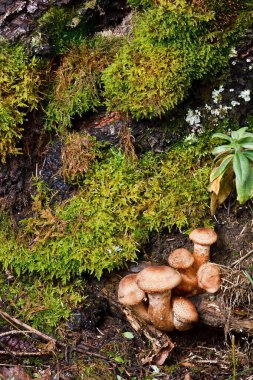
[37,6,90,56]
[45,36,123,132]
[0,41,42,162]
[0,133,214,281]
[0,270,85,333]
[102,0,250,119]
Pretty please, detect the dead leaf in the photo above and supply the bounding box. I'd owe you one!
[209,166,234,215]
[180,361,195,368]
[152,337,174,365]
[209,171,222,195]
[184,372,191,380]
[0,365,32,380]
[41,339,56,353]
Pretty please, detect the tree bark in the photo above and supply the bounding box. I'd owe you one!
[0,0,73,42]
[190,294,253,335]
[0,0,129,48]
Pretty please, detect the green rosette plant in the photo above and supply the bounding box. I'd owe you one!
[209,127,253,214]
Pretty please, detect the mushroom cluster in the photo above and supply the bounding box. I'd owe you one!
[118,228,220,332]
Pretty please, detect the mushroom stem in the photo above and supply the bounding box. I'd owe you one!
[168,248,198,296]
[148,291,174,332]
[189,228,217,270]
[136,266,181,332]
[132,302,150,322]
[192,244,210,269]
[176,267,199,296]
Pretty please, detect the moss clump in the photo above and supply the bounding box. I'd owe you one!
[45,36,123,132]
[102,0,249,119]
[0,272,85,333]
[0,41,42,162]
[36,5,90,56]
[61,132,101,183]
[0,134,214,281]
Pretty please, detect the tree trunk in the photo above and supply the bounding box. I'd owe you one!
[190,294,253,335]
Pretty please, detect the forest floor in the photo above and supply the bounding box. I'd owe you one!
[0,205,252,380]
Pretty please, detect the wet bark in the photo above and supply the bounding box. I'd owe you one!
[0,0,129,48]
[0,0,74,42]
[191,294,253,336]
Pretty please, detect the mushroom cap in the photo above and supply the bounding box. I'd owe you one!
[118,274,145,306]
[172,296,198,324]
[197,263,221,293]
[168,248,194,269]
[189,228,217,246]
[136,266,181,293]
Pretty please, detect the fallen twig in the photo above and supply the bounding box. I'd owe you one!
[0,331,31,338]
[0,350,49,357]
[0,309,109,360]
[231,249,253,267]
[0,310,57,346]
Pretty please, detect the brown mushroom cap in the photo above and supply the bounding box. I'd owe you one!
[168,248,194,269]
[197,263,221,293]
[189,228,217,246]
[118,274,145,306]
[172,296,198,324]
[136,266,181,293]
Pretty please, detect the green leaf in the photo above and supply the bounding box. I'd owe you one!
[233,152,250,185]
[231,130,240,140]
[233,152,253,203]
[231,127,252,140]
[236,127,248,135]
[237,136,253,144]
[123,331,134,339]
[243,151,253,162]
[235,127,253,140]
[210,155,233,182]
[241,143,253,149]
[212,145,233,156]
[212,133,232,142]
[115,356,125,363]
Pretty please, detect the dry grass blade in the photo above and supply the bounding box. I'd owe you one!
[218,266,253,311]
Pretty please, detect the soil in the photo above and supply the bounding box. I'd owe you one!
[52,202,252,379]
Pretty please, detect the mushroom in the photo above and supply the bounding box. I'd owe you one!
[172,296,199,331]
[118,274,150,322]
[189,228,217,270]
[136,266,181,331]
[168,248,198,295]
[197,263,221,293]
